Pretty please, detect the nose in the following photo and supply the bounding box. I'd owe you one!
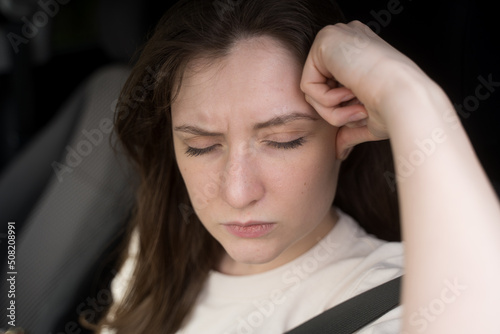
[220,147,265,210]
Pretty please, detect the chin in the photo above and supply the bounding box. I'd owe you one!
[225,240,284,265]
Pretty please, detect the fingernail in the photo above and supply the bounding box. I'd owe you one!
[341,94,355,102]
[348,112,366,122]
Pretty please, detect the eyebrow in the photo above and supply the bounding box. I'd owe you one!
[253,112,318,130]
[174,112,317,136]
[173,125,223,136]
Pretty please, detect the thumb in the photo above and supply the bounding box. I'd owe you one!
[335,126,387,160]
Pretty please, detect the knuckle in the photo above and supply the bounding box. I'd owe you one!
[318,24,339,39]
[349,20,364,27]
[299,81,308,93]
[323,24,338,32]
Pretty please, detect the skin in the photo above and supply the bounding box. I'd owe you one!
[171,37,343,275]
[301,21,500,334]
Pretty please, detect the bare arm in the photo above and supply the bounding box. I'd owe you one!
[301,21,500,333]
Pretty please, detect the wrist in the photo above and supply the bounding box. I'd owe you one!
[376,65,452,135]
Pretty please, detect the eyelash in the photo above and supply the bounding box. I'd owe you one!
[185,137,306,157]
[185,145,217,157]
[265,137,305,150]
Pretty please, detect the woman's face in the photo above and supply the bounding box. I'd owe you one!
[172,37,342,275]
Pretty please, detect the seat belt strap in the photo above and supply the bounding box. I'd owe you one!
[285,275,402,334]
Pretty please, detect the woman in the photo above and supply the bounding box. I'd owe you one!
[96,0,500,333]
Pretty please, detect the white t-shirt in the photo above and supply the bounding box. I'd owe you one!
[105,208,404,333]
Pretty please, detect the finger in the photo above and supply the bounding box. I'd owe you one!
[335,125,388,159]
[301,38,358,107]
[344,118,368,128]
[340,97,363,107]
[326,78,337,89]
[339,99,368,128]
[301,43,331,91]
[303,83,354,108]
[305,95,367,127]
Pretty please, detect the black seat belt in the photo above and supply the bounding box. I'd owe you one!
[285,275,402,334]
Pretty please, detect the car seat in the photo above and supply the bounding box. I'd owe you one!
[0,0,173,332]
[0,65,135,334]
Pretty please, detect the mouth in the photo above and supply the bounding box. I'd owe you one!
[222,221,276,238]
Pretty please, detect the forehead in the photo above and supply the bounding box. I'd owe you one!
[171,36,308,125]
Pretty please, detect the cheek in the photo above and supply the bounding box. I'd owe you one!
[178,165,213,212]
[175,158,229,221]
[302,131,339,191]
[300,156,338,203]
[270,138,339,213]
[174,144,211,212]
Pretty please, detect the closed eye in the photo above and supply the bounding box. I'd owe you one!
[185,145,218,157]
[265,137,305,150]
[185,137,306,157]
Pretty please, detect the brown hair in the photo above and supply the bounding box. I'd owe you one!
[96,0,400,332]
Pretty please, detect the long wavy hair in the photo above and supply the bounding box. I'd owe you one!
[96,0,400,332]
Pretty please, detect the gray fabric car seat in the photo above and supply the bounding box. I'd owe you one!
[0,0,174,332]
[0,65,136,333]
[0,0,180,331]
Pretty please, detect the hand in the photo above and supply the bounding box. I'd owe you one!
[301,22,500,334]
[300,21,429,159]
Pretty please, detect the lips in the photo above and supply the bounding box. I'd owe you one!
[223,221,276,238]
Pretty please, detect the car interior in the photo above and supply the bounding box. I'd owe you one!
[0,0,498,333]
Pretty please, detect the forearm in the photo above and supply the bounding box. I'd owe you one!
[385,74,500,333]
